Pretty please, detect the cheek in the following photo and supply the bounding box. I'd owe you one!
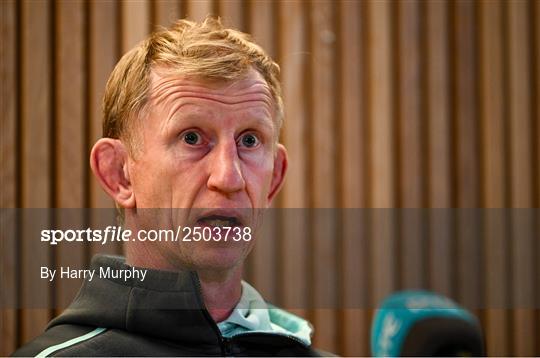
[243,154,275,198]
[131,159,169,205]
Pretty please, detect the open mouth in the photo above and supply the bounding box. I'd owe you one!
[196,215,242,228]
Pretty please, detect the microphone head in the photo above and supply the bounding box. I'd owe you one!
[371,290,485,356]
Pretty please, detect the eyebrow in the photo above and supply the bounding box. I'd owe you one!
[166,106,275,131]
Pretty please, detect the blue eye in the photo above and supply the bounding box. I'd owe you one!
[183,131,201,145]
[240,133,259,148]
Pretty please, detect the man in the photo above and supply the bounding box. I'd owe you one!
[14,17,320,356]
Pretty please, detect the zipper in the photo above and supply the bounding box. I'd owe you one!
[222,336,233,356]
[190,273,310,354]
[190,272,232,356]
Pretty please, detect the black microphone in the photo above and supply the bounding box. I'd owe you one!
[371,290,485,356]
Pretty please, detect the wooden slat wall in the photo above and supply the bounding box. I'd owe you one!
[55,0,86,312]
[278,0,310,337]
[339,1,369,354]
[0,0,18,354]
[19,0,52,345]
[479,0,509,354]
[507,1,536,354]
[1,0,538,356]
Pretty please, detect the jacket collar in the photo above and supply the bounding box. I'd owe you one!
[49,255,222,346]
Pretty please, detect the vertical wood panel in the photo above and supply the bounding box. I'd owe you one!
[20,0,52,343]
[367,0,396,305]
[0,0,18,354]
[0,207,17,356]
[453,1,480,208]
[426,0,451,209]
[310,0,338,352]
[396,0,425,289]
[479,0,509,355]
[339,0,368,355]
[218,0,243,30]
[533,4,540,353]
[152,0,181,28]
[249,0,274,56]
[397,0,422,205]
[425,0,453,298]
[186,0,214,22]
[0,0,17,209]
[535,0,540,210]
[121,0,150,53]
[278,0,309,322]
[508,0,533,209]
[452,0,482,312]
[56,2,85,209]
[368,1,395,209]
[507,1,535,355]
[246,0,277,302]
[479,0,505,209]
[55,0,87,310]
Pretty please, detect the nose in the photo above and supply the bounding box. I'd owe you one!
[207,141,245,195]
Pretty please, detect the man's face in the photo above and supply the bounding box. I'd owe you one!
[126,68,285,271]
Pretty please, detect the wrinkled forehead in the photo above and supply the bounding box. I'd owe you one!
[147,67,275,111]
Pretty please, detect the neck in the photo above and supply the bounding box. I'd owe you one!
[197,266,243,322]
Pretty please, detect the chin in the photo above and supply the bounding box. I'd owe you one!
[192,244,251,271]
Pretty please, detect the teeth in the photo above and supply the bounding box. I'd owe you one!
[205,219,231,227]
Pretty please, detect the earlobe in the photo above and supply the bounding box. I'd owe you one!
[90,138,136,208]
[267,144,288,204]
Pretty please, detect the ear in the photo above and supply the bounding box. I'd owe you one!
[267,144,288,205]
[90,138,136,208]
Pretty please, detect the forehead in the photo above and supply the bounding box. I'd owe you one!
[147,68,275,115]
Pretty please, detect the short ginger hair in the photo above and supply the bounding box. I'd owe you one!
[102,17,283,150]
